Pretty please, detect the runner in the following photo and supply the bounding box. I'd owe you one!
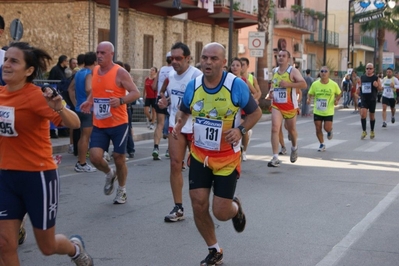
[307,66,341,151]
[381,67,399,128]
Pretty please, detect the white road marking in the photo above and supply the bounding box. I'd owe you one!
[354,141,392,152]
[316,182,399,266]
[301,139,348,149]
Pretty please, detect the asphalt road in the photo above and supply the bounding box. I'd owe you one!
[18,103,399,266]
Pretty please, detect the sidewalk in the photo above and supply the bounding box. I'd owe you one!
[51,113,273,153]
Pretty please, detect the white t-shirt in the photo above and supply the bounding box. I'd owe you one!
[157,65,174,95]
[166,66,202,133]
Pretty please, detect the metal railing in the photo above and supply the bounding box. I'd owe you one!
[274,9,318,32]
[307,29,339,46]
[214,0,258,15]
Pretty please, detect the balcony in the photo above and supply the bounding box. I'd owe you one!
[306,29,339,47]
[274,9,317,34]
[125,0,258,29]
[214,0,258,15]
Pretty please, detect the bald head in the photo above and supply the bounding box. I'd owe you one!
[99,41,115,52]
[96,41,115,68]
[202,42,226,60]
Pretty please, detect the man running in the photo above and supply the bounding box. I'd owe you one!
[174,42,261,265]
[358,63,381,139]
[157,42,202,222]
[267,50,306,167]
[80,41,140,204]
[381,67,399,128]
[307,66,341,151]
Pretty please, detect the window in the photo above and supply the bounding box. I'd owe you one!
[195,42,203,64]
[278,0,286,8]
[294,0,301,5]
[98,29,110,43]
[143,35,154,69]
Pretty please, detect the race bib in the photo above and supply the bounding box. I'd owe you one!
[193,117,223,151]
[361,82,372,94]
[273,88,287,103]
[0,106,18,137]
[93,98,112,120]
[383,81,394,98]
[316,99,327,111]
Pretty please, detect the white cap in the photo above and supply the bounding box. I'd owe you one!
[166,51,171,57]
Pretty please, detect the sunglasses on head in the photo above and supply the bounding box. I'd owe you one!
[170,56,185,62]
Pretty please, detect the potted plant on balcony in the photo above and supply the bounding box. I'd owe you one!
[315,11,325,21]
[282,18,291,24]
[232,1,240,11]
[303,8,315,17]
[291,4,303,14]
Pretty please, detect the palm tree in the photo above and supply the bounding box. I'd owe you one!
[359,2,399,73]
[256,0,272,110]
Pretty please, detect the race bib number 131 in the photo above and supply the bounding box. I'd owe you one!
[193,117,223,151]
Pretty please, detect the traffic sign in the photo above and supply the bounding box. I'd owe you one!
[248,31,266,50]
[250,50,263,57]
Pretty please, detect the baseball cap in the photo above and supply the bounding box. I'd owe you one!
[166,52,171,58]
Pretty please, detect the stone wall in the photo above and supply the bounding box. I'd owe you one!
[0,1,236,71]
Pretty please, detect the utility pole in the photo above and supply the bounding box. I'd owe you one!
[323,0,328,66]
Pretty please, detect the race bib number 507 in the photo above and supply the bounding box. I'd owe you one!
[0,106,18,137]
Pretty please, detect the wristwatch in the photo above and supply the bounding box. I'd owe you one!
[119,98,125,105]
[238,125,247,136]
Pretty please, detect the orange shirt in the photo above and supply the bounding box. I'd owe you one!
[92,64,128,128]
[0,83,62,171]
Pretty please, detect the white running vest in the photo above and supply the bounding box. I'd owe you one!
[167,66,202,133]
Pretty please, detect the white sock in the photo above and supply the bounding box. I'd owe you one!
[71,243,80,259]
[273,154,279,159]
[208,243,221,252]
[292,146,298,151]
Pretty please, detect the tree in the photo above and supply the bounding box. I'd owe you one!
[359,1,399,73]
[256,0,272,110]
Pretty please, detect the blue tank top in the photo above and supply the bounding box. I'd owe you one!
[74,68,92,112]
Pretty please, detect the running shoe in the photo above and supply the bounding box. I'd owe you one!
[382,121,387,128]
[279,146,287,155]
[128,152,135,159]
[232,197,246,233]
[149,123,155,130]
[327,130,333,140]
[318,143,326,152]
[361,131,367,140]
[392,117,395,124]
[200,248,223,266]
[74,162,97,173]
[152,148,160,160]
[290,147,298,163]
[70,235,94,266]
[165,149,170,158]
[103,151,111,162]
[242,151,247,161]
[113,188,127,204]
[370,131,375,139]
[18,227,27,246]
[164,205,184,222]
[68,144,74,154]
[267,157,281,167]
[104,169,117,195]
[182,161,187,171]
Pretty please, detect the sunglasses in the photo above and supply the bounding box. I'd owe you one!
[320,70,328,73]
[170,56,185,62]
[366,68,373,70]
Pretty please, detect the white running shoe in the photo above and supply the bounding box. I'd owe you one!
[103,151,111,162]
[113,188,127,204]
[242,152,247,161]
[104,169,117,195]
[74,163,97,173]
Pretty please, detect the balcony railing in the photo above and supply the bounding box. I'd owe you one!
[214,0,258,15]
[274,9,317,33]
[307,29,339,46]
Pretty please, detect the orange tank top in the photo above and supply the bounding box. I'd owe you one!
[92,64,128,128]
